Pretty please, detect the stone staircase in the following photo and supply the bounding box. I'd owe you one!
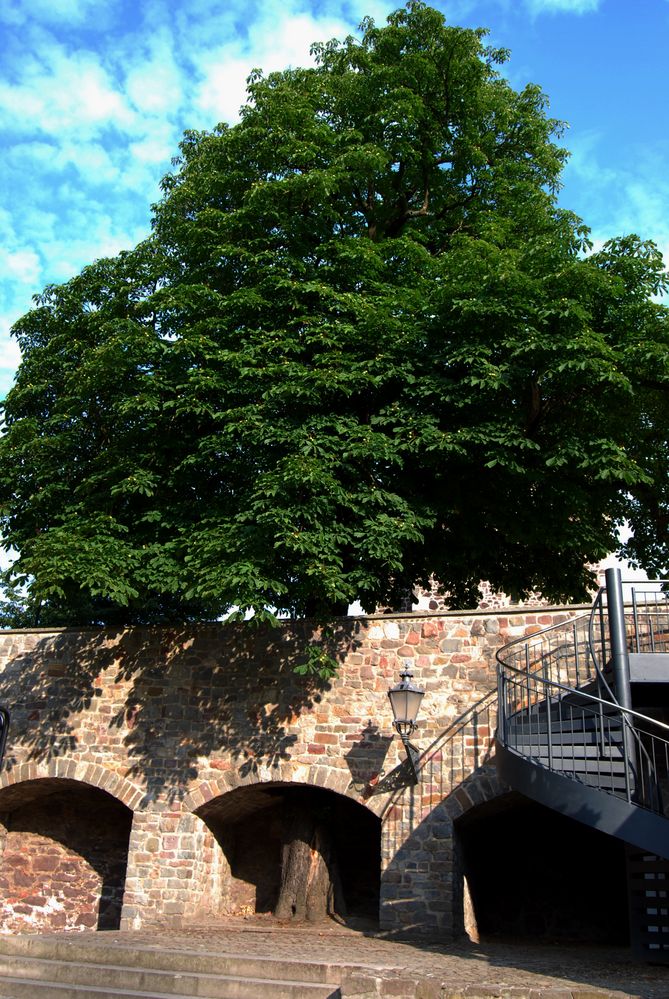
[0,935,349,999]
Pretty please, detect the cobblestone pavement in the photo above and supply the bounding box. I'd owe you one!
[65,918,669,998]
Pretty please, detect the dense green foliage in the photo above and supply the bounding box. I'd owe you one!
[1,1,668,628]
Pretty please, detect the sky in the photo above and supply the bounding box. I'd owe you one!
[0,0,668,400]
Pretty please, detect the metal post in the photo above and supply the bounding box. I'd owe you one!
[631,586,640,653]
[605,567,637,800]
[605,567,632,712]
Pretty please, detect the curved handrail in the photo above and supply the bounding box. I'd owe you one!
[495,610,591,658]
[497,603,669,816]
[499,656,669,736]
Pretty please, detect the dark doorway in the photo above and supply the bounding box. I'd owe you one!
[455,793,629,945]
[198,782,380,925]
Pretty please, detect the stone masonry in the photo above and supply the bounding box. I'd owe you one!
[0,605,585,937]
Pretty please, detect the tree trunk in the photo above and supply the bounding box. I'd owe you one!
[274,800,346,923]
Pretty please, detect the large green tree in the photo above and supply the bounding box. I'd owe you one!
[1,1,668,628]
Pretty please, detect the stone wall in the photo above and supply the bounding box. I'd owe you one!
[0,605,586,936]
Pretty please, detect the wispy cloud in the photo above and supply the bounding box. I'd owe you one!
[524,0,600,13]
[565,132,669,285]
[0,0,105,28]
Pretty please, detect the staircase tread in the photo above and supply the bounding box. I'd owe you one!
[0,941,367,972]
[0,972,337,996]
[0,955,333,986]
[0,978,210,998]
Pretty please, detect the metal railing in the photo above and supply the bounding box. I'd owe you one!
[497,587,669,818]
[629,585,669,654]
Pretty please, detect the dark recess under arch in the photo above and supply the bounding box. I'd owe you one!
[455,792,629,945]
[198,782,381,925]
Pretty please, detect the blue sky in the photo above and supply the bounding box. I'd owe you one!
[1,0,668,399]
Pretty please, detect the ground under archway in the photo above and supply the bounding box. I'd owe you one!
[197,782,381,926]
[455,792,629,944]
[0,777,133,933]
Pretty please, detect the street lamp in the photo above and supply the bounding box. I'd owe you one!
[388,667,425,783]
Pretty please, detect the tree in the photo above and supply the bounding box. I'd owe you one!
[1,1,668,631]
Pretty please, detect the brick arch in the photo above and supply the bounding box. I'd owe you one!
[444,769,509,821]
[0,760,144,812]
[179,765,383,924]
[183,762,383,816]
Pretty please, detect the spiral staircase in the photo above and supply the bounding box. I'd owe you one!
[496,569,669,963]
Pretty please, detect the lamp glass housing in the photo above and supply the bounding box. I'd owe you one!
[388,669,425,736]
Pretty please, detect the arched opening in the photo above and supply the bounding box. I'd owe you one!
[455,792,629,945]
[0,778,133,933]
[197,782,380,927]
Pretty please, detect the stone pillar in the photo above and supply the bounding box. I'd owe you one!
[380,797,455,937]
[120,807,226,928]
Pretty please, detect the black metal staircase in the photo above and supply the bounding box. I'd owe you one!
[496,570,669,962]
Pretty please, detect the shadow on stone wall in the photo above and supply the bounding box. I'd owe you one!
[344,723,394,794]
[376,692,499,937]
[0,621,357,804]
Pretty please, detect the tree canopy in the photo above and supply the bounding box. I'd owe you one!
[1,1,668,629]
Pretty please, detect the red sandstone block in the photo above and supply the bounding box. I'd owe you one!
[33,857,59,873]
[405,630,420,645]
[307,744,326,754]
[422,621,440,639]
[3,854,28,868]
[314,733,338,745]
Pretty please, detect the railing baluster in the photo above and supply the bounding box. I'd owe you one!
[650,613,656,653]
[544,656,553,771]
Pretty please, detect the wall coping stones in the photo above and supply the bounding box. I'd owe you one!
[0,602,592,638]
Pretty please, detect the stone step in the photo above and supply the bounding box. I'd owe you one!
[0,936,351,999]
[0,936,342,986]
[0,955,339,999]
[0,979,338,999]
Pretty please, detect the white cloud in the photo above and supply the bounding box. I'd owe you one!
[0,248,42,286]
[565,132,669,301]
[0,45,135,139]
[192,4,354,125]
[566,133,669,239]
[124,33,185,116]
[524,0,600,12]
[0,318,23,399]
[0,0,106,27]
